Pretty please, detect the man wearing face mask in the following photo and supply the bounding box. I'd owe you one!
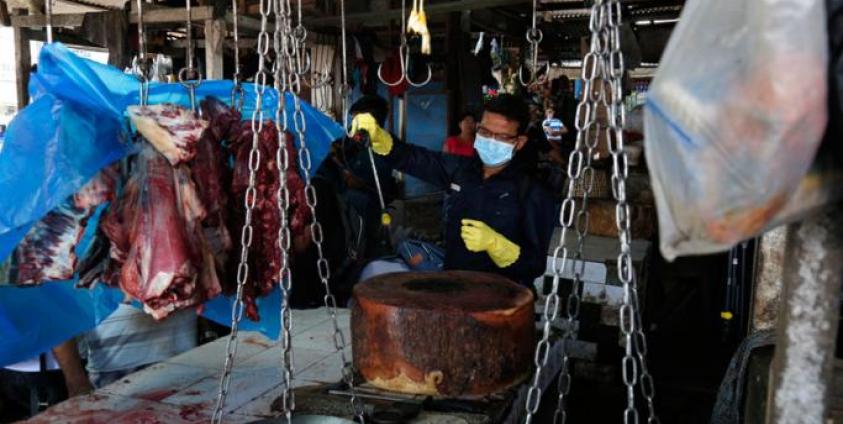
[351,94,556,287]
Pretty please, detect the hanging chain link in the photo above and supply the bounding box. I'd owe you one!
[276,0,365,420]
[135,0,150,106]
[602,1,659,423]
[522,5,602,424]
[178,0,203,111]
[339,0,353,137]
[211,0,272,420]
[550,5,607,423]
[230,0,244,110]
[272,0,296,419]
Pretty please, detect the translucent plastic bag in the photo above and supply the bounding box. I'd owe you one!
[644,0,830,260]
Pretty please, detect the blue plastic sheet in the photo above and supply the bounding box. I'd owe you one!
[1,42,341,248]
[0,282,124,367]
[201,286,281,338]
[0,43,344,365]
[0,205,121,367]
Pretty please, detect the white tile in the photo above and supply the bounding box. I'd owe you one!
[166,332,271,369]
[294,323,352,353]
[241,346,336,376]
[23,393,209,423]
[163,366,287,414]
[99,362,210,401]
[296,352,345,384]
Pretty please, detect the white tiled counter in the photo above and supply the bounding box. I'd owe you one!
[24,308,353,423]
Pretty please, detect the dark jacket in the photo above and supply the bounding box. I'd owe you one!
[384,142,556,286]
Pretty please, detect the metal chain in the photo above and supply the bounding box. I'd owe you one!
[135,0,150,106]
[550,7,606,424]
[339,0,353,137]
[178,0,203,111]
[230,0,244,110]
[277,0,365,419]
[211,0,272,420]
[603,1,658,423]
[522,6,602,424]
[272,0,295,419]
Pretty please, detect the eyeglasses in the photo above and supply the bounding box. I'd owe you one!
[476,125,519,144]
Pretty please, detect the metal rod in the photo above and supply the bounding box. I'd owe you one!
[44,0,53,43]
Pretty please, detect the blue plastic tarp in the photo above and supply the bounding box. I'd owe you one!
[0,43,343,366]
[0,42,341,243]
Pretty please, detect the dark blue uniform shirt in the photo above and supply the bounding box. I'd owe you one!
[386,142,556,286]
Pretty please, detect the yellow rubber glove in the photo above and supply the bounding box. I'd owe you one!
[460,219,521,268]
[350,113,393,156]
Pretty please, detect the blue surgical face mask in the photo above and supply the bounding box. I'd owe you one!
[474,134,515,167]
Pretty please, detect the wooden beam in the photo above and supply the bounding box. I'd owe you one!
[305,0,530,27]
[204,18,225,79]
[171,38,257,49]
[11,13,85,28]
[129,5,215,24]
[224,10,262,33]
[13,10,31,109]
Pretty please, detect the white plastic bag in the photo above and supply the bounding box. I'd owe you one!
[644,0,829,260]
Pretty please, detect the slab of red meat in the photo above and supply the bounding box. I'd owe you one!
[15,203,90,285]
[15,167,119,285]
[194,97,234,268]
[127,104,207,166]
[226,115,311,321]
[118,146,220,319]
[101,168,141,286]
[74,165,119,210]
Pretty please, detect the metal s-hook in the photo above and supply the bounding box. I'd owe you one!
[178,0,203,112]
[519,0,546,87]
[376,41,432,87]
[375,0,431,88]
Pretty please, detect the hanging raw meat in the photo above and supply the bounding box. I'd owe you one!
[15,166,119,285]
[127,104,208,166]
[105,144,221,319]
[192,98,310,320]
[225,111,311,321]
[194,97,234,268]
[15,203,93,285]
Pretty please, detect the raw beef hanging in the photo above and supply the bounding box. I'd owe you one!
[222,105,311,321]
[108,144,221,319]
[194,97,234,269]
[127,104,208,166]
[14,166,119,285]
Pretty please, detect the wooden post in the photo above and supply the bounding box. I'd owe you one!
[204,18,225,80]
[766,209,843,424]
[12,9,31,110]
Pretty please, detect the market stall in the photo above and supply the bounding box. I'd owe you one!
[1,0,842,422]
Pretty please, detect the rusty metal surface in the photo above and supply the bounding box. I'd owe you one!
[751,226,788,332]
[352,271,535,398]
[768,209,843,424]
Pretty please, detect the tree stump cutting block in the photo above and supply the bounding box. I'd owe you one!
[351,271,536,398]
